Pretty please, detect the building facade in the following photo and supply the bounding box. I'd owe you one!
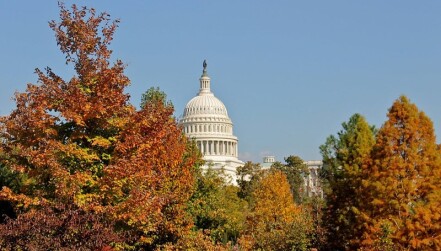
[180,61,244,182]
[304,160,323,197]
[261,156,323,198]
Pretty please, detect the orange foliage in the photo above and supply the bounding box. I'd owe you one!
[360,96,441,250]
[0,3,200,249]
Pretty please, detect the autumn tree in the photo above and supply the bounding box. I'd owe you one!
[0,4,200,249]
[359,96,441,250]
[319,113,375,250]
[240,170,313,251]
[100,87,200,249]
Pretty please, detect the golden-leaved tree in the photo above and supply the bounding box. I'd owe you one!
[360,96,441,250]
[239,170,313,251]
[0,4,200,250]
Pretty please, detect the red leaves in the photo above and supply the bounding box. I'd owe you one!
[0,201,123,250]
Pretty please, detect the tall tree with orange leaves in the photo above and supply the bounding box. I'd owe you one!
[359,96,441,250]
[0,3,200,249]
[239,170,313,251]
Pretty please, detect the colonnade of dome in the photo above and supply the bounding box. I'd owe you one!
[196,140,238,157]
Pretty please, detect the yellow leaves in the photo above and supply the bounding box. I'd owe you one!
[89,136,112,148]
[244,170,313,250]
[74,192,100,207]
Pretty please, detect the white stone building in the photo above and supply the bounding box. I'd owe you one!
[180,61,244,182]
[261,156,276,169]
[261,156,323,198]
[304,160,323,198]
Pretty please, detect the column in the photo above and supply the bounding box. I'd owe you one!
[230,142,233,156]
[214,141,217,155]
[200,141,204,155]
[231,142,233,156]
[226,141,229,155]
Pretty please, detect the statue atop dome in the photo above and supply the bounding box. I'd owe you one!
[201,60,209,78]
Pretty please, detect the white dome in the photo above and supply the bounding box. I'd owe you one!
[183,93,229,118]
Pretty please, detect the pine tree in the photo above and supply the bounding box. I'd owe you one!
[360,96,441,250]
[320,113,375,250]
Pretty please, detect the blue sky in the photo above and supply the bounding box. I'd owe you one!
[1,1,440,162]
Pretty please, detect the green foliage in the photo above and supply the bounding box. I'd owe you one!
[236,161,264,203]
[189,168,247,245]
[0,164,26,223]
[319,113,375,250]
[0,164,25,195]
[140,87,173,109]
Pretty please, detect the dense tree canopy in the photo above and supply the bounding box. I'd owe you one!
[188,168,247,245]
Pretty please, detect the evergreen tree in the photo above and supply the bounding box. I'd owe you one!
[320,113,375,250]
[360,96,441,250]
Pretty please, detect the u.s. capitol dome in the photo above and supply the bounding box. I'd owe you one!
[180,61,244,182]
